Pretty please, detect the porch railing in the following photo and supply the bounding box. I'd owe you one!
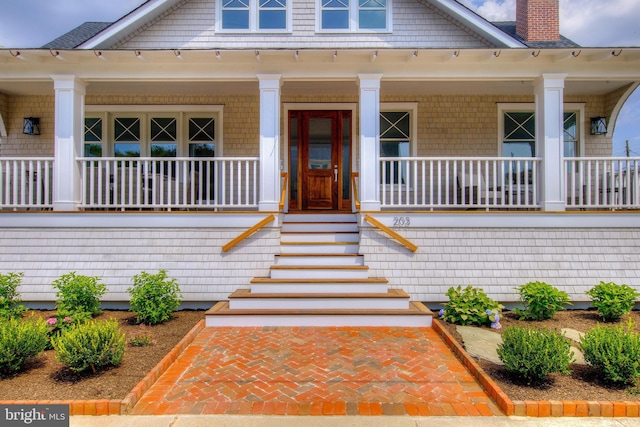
[79,157,259,210]
[380,157,540,210]
[0,158,54,210]
[565,157,640,210]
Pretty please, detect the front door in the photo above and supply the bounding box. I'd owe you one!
[289,110,351,211]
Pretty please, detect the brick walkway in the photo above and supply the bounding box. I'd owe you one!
[131,327,503,416]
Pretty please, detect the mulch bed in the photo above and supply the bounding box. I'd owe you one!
[442,309,640,403]
[0,310,204,401]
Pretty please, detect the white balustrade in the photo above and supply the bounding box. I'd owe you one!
[566,157,640,210]
[80,157,259,210]
[0,158,54,210]
[379,157,540,210]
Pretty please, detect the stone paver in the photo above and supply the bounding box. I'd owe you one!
[457,326,504,365]
[131,327,503,416]
[456,326,586,365]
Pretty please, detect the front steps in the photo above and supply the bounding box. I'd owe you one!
[206,213,433,327]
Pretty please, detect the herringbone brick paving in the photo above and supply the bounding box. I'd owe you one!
[131,327,503,416]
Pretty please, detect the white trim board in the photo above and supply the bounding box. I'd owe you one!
[359,212,640,228]
[0,212,280,228]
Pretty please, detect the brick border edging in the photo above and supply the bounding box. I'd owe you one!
[432,319,640,418]
[120,319,205,414]
[0,319,206,416]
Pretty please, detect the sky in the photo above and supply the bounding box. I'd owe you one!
[0,0,638,154]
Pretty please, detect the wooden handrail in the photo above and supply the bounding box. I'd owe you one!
[222,214,275,252]
[351,172,360,211]
[279,171,288,211]
[364,214,418,253]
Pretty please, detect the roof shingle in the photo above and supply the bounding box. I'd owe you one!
[42,22,113,49]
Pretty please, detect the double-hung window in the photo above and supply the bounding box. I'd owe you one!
[220,0,289,31]
[499,103,584,182]
[84,117,103,157]
[319,0,390,31]
[380,103,417,184]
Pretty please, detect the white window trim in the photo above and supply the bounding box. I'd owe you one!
[216,0,292,33]
[380,102,417,157]
[497,103,585,158]
[85,105,224,157]
[316,0,393,33]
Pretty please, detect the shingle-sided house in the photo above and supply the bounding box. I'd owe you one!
[0,0,639,326]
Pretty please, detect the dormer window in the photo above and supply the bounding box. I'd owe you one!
[220,0,289,31]
[319,0,390,32]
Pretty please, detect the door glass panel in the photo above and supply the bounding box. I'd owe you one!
[342,116,351,200]
[308,118,333,170]
[290,117,298,201]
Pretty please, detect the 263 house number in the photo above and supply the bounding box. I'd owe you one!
[393,216,410,227]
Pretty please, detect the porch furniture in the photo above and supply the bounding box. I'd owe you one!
[456,171,501,205]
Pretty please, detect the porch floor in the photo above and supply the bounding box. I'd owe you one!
[130,326,503,416]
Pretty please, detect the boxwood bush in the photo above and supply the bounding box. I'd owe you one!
[581,320,640,385]
[0,316,49,374]
[53,319,125,374]
[497,326,574,384]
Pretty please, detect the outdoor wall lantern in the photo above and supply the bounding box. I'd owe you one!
[23,117,40,135]
[590,117,607,135]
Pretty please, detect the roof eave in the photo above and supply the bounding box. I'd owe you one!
[78,0,183,49]
[425,0,526,48]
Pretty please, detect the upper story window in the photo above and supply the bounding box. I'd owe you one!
[220,0,289,31]
[319,0,390,32]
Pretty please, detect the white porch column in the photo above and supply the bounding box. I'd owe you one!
[358,74,382,211]
[534,73,567,211]
[52,75,86,211]
[257,74,282,212]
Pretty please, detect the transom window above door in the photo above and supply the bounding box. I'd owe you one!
[319,0,391,31]
[219,0,290,31]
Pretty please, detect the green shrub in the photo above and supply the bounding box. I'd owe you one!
[0,316,49,374]
[52,319,125,374]
[128,270,182,325]
[586,281,639,322]
[0,272,27,319]
[44,313,91,350]
[441,285,503,326]
[581,320,640,385]
[497,326,574,384]
[52,272,106,318]
[514,281,571,321]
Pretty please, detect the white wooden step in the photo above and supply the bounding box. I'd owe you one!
[283,214,356,223]
[269,265,369,280]
[275,254,364,266]
[280,242,359,254]
[280,232,360,243]
[205,301,433,327]
[228,289,409,310]
[250,277,389,294]
[281,222,359,233]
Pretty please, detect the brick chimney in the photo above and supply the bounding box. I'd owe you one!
[516,0,560,42]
